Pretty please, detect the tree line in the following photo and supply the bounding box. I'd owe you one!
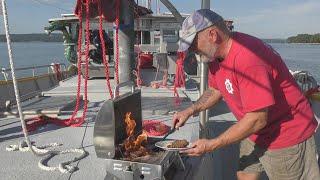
[287,33,320,43]
[2,33,319,44]
[0,33,63,42]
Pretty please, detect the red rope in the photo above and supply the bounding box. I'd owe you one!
[25,0,85,129]
[53,63,62,81]
[172,51,186,106]
[134,0,142,87]
[115,0,120,87]
[67,0,91,126]
[24,1,144,130]
[72,0,91,126]
[173,52,186,93]
[98,1,113,99]
[68,0,84,123]
[135,53,143,87]
[25,116,72,132]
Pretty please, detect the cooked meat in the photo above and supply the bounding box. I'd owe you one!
[167,139,189,148]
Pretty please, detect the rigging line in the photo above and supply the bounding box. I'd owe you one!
[30,0,71,13]
[2,0,87,173]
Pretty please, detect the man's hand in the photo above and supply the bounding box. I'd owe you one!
[172,109,193,129]
[180,139,218,156]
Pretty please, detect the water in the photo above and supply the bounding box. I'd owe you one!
[0,42,319,82]
[0,42,66,79]
[270,43,320,82]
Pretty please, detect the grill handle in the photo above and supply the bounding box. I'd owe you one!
[113,81,135,99]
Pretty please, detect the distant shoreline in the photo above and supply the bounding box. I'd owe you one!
[0,33,63,42]
[2,41,319,45]
[266,42,320,45]
[287,33,320,44]
[286,43,320,45]
[1,33,319,44]
[0,41,62,43]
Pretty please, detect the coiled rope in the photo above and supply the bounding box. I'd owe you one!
[1,0,87,173]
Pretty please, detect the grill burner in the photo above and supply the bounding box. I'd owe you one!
[94,82,185,179]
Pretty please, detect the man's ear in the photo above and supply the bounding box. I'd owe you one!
[208,28,218,43]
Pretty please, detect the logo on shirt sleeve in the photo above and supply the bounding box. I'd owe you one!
[225,79,234,94]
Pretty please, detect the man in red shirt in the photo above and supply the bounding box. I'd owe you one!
[174,9,320,179]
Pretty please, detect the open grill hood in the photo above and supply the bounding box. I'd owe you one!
[93,85,142,159]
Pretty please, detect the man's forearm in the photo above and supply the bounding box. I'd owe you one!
[210,110,268,150]
[188,88,222,115]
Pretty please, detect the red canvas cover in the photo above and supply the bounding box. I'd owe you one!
[74,0,152,22]
[74,0,116,22]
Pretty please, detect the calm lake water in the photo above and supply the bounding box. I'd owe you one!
[270,43,320,82]
[0,42,66,79]
[0,42,319,82]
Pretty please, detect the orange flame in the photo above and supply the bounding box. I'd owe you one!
[125,112,136,137]
[123,112,149,158]
[134,130,148,147]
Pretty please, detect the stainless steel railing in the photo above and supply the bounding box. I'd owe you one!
[1,63,67,81]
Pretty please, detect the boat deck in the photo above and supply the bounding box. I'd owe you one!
[0,76,319,180]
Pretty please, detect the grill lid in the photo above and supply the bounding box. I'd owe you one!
[93,81,142,159]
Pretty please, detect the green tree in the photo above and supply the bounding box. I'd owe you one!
[287,33,320,43]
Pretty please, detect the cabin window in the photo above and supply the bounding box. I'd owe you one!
[163,29,178,43]
[141,19,152,28]
[154,31,161,45]
[141,31,151,44]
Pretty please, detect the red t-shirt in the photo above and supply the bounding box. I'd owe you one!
[208,32,317,149]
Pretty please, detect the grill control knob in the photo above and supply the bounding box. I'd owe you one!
[125,165,132,171]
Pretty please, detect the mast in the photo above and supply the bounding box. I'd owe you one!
[199,0,210,138]
[156,0,159,14]
[145,0,151,9]
[116,0,135,83]
[201,0,210,9]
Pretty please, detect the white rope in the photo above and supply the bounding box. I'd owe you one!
[2,0,87,173]
[1,0,39,156]
[6,140,87,173]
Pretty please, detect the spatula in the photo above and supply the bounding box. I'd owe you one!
[160,127,176,141]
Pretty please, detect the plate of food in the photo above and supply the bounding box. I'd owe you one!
[155,139,192,151]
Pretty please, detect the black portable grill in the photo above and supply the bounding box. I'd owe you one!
[93,81,185,180]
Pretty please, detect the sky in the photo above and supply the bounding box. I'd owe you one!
[0,0,319,39]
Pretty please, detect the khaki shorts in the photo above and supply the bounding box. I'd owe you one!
[239,136,320,180]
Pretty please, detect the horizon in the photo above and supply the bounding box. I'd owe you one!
[0,0,319,39]
[1,33,316,40]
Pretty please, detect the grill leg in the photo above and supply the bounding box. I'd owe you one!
[105,170,134,180]
[173,153,185,171]
[104,172,118,180]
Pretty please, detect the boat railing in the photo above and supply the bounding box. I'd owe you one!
[1,63,67,81]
